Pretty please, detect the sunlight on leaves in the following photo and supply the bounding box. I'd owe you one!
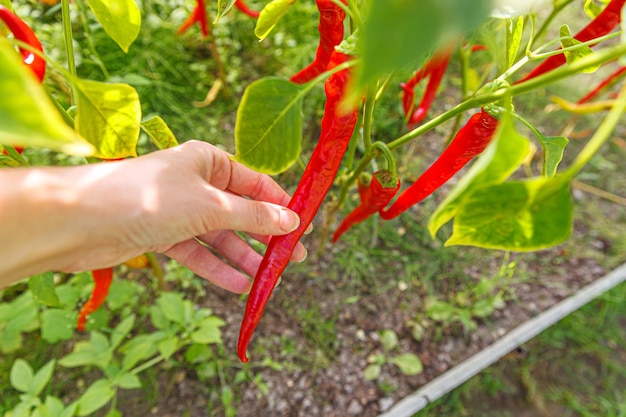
[86,0,141,53]
[0,40,93,155]
[234,77,303,174]
[74,79,141,159]
[255,0,296,41]
[446,176,573,251]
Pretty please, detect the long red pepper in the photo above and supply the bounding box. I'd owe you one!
[516,0,625,83]
[401,49,453,127]
[380,109,499,220]
[235,0,260,18]
[0,5,46,82]
[577,65,626,103]
[178,0,209,37]
[238,51,357,362]
[289,0,347,84]
[76,267,114,331]
[332,170,400,242]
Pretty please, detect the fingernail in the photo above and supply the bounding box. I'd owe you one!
[280,209,300,233]
[297,248,308,263]
[274,276,282,288]
[304,223,313,235]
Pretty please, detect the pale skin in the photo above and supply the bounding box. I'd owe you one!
[0,140,307,293]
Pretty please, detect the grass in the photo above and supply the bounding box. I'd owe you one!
[415,280,626,417]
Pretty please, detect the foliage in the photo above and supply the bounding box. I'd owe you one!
[1,0,626,413]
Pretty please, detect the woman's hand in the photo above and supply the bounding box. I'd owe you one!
[0,141,307,293]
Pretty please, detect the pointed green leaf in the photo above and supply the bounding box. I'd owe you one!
[120,334,160,370]
[255,0,296,41]
[86,0,141,52]
[538,135,569,177]
[30,360,56,397]
[40,309,75,343]
[233,77,303,174]
[77,379,114,416]
[560,24,599,73]
[59,332,112,369]
[446,176,573,251]
[141,116,179,150]
[110,314,136,349]
[74,79,141,159]
[390,353,423,376]
[0,40,93,155]
[380,329,398,352]
[10,359,34,393]
[351,0,491,101]
[428,113,531,237]
[156,292,186,324]
[215,0,236,22]
[116,372,142,390]
[28,273,60,307]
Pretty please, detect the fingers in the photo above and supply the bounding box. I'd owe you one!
[164,239,252,294]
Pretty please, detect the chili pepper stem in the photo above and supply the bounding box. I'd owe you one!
[61,0,77,104]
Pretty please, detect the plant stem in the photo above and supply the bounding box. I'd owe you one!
[565,81,626,178]
[146,252,168,292]
[61,0,77,105]
[361,81,377,152]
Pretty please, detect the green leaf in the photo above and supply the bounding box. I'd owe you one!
[74,79,141,159]
[104,408,123,417]
[215,0,236,22]
[380,329,398,352]
[560,24,599,73]
[76,379,115,416]
[43,396,65,417]
[0,329,22,353]
[364,364,381,381]
[426,300,455,322]
[10,359,34,393]
[86,0,141,52]
[428,113,531,237]
[30,360,56,397]
[121,334,160,370]
[538,135,569,177]
[233,77,303,175]
[110,315,135,350]
[28,273,60,307]
[191,317,224,345]
[149,305,170,330]
[446,176,573,251]
[352,0,491,100]
[507,17,524,68]
[115,372,142,390]
[141,116,179,150]
[390,353,423,376]
[156,292,186,324]
[59,332,112,369]
[0,40,93,156]
[255,0,296,41]
[157,337,179,360]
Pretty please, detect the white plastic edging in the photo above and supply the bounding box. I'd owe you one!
[378,262,626,417]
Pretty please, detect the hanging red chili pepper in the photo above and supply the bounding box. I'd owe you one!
[290,0,347,84]
[332,170,401,242]
[401,48,453,128]
[178,0,209,37]
[516,0,625,83]
[577,65,626,103]
[76,267,114,332]
[380,109,499,220]
[0,4,46,82]
[238,51,357,362]
[235,0,260,18]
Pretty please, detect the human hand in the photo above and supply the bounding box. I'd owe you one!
[0,141,308,293]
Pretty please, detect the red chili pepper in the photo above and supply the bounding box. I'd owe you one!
[290,0,347,84]
[577,65,626,103]
[516,0,625,83]
[178,0,209,37]
[76,267,114,332]
[238,51,357,362]
[380,109,499,220]
[0,5,46,82]
[332,170,400,242]
[401,48,453,128]
[235,0,260,18]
